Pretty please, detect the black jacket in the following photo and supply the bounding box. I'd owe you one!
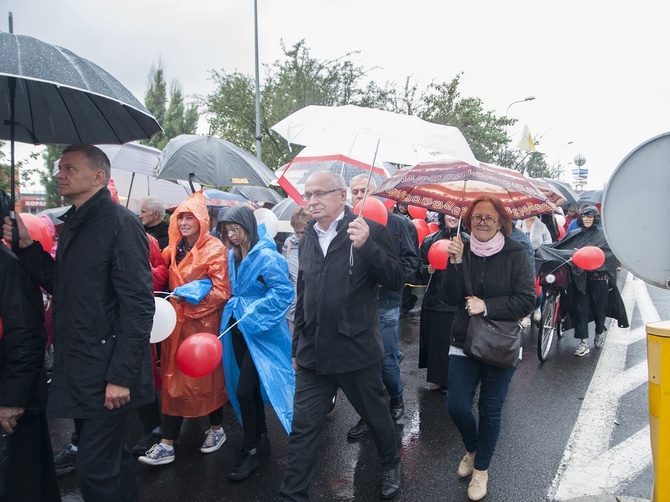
[294,207,404,374]
[379,212,419,309]
[0,245,48,417]
[145,220,169,250]
[445,237,535,348]
[416,227,469,312]
[17,188,155,418]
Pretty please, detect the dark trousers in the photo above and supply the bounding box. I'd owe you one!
[136,398,162,434]
[232,328,266,450]
[447,355,516,471]
[162,407,223,441]
[74,413,137,502]
[572,277,608,339]
[279,362,400,502]
[2,413,60,502]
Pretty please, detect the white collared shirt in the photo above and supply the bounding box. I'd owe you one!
[314,210,345,256]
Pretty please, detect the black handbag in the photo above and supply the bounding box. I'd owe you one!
[462,252,522,368]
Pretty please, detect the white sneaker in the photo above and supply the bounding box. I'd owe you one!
[200,428,226,453]
[138,443,175,465]
[520,316,531,328]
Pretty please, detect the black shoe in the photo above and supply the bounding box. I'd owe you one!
[380,461,402,499]
[347,419,370,439]
[54,444,77,470]
[228,448,259,481]
[257,432,271,456]
[389,396,404,421]
[131,432,162,456]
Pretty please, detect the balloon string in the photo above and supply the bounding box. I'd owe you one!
[426,274,433,291]
[218,318,242,340]
[154,291,172,295]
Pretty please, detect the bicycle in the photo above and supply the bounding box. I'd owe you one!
[536,262,571,362]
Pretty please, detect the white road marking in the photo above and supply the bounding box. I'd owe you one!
[549,274,654,500]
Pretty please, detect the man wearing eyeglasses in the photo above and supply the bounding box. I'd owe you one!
[279,171,404,501]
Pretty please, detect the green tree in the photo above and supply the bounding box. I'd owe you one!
[419,74,511,164]
[143,61,199,150]
[40,145,65,208]
[0,141,41,201]
[206,40,384,170]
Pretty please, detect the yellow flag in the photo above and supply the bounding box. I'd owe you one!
[517,124,536,151]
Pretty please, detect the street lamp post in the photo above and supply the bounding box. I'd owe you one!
[253,0,262,160]
[504,95,536,140]
[558,141,573,179]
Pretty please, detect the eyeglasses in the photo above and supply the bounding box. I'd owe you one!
[225,226,241,235]
[581,214,595,218]
[470,215,498,226]
[301,188,342,202]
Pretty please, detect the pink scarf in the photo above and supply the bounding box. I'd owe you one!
[469,231,505,257]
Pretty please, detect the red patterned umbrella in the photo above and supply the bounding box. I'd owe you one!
[372,160,556,219]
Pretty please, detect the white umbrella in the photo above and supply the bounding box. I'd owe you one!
[271,104,478,167]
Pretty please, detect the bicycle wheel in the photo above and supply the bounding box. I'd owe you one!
[538,292,558,361]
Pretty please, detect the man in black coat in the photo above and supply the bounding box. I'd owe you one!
[279,171,404,501]
[3,145,155,502]
[0,191,60,501]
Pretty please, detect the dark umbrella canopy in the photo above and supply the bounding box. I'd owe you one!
[231,185,283,205]
[156,135,277,188]
[541,178,579,204]
[0,32,162,145]
[577,189,603,205]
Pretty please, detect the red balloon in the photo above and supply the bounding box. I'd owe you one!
[572,246,606,271]
[535,277,542,297]
[557,225,566,240]
[176,332,223,378]
[412,218,430,246]
[427,222,440,234]
[407,205,427,220]
[20,213,53,253]
[428,239,450,270]
[353,198,388,226]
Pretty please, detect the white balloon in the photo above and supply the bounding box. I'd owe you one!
[254,207,279,238]
[554,214,566,227]
[151,297,177,343]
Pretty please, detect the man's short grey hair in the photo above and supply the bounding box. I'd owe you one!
[307,171,347,191]
[62,144,111,184]
[141,196,166,219]
[349,174,377,191]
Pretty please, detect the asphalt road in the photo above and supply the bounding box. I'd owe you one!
[52,273,658,501]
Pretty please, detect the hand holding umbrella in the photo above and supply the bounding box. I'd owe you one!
[2,214,33,249]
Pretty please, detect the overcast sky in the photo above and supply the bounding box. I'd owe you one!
[5,0,670,190]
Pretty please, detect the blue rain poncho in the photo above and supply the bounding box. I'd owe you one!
[220,223,295,433]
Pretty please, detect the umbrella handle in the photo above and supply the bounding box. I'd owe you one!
[9,213,20,253]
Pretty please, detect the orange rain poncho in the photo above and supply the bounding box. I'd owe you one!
[161,191,230,417]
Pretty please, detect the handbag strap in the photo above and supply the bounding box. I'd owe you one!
[463,248,475,297]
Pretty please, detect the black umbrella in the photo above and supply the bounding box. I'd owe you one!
[577,189,603,205]
[156,135,276,190]
[271,197,299,233]
[541,178,579,204]
[231,185,283,205]
[0,31,161,237]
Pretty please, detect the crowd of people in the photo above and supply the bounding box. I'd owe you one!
[0,143,627,502]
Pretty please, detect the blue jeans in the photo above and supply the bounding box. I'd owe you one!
[446,354,516,471]
[380,306,402,398]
